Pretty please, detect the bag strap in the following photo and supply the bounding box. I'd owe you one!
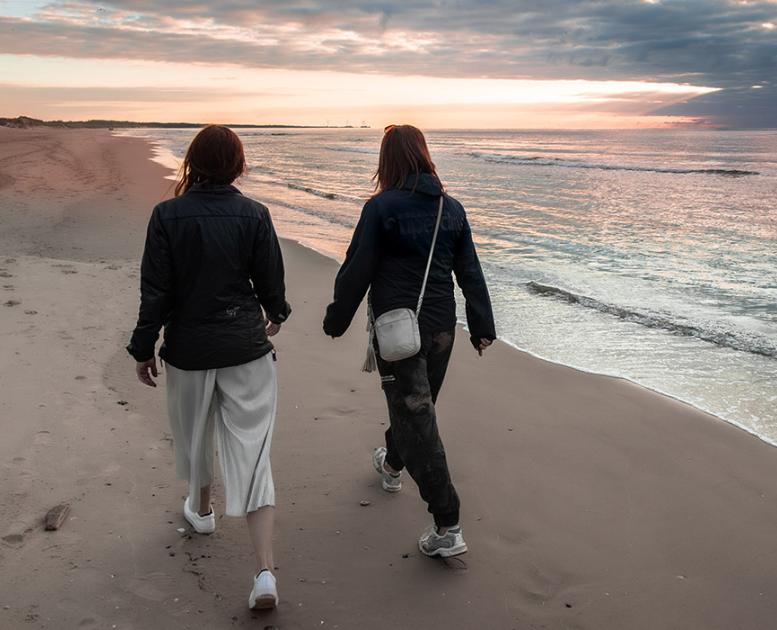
[416,195,444,316]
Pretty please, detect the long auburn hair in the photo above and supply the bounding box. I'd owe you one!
[373,124,442,193]
[174,125,246,196]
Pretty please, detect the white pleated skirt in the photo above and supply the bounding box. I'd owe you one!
[165,353,277,517]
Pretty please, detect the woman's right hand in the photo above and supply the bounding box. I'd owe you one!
[477,338,493,356]
[136,358,158,387]
[266,321,281,337]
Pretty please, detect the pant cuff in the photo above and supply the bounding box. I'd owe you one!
[433,511,459,528]
[385,452,404,473]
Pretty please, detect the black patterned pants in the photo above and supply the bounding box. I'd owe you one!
[376,328,460,528]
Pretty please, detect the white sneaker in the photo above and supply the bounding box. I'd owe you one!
[372,447,402,493]
[418,524,468,558]
[249,570,278,610]
[183,496,215,534]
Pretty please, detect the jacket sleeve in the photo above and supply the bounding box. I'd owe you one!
[250,208,292,324]
[126,206,174,362]
[323,200,381,337]
[453,211,497,348]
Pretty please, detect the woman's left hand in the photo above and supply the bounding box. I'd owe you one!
[266,321,281,337]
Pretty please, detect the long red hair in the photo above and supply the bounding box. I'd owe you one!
[373,124,442,193]
[175,125,246,196]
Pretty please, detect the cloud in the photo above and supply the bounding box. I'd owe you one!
[653,83,777,128]
[0,83,269,103]
[1,1,776,126]
[0,1,775,86]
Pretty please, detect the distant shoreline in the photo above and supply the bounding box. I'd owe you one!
[0,115,370,130]
[4,116,776,131]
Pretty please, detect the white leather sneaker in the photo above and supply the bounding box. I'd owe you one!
[183,496,215,534]
[249,570,278,610]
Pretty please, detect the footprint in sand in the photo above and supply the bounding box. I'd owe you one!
[0,272,12,278]
[127,572,175,602]
[2,285,13,290]
[78,618,97,628]
[3,299,20,307]
[34,430,51,446]
[0,173,15,190]
[52,263,78,275]
[2,533,24,545]
[518,563,573,605]
[441,557,469,572]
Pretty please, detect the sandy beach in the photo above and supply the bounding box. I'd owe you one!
[2,127,777,630]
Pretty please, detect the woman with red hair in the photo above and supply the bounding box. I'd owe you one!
[324,124,495,558]
[128,125,290,609]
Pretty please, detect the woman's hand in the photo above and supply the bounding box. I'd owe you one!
[266,321,281,337]
[477,338,493,356]
[136,358,158,387]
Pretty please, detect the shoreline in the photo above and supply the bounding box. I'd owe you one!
[116,128,774,448]
[4,127,777,629]
[286,229,763,443]
[492,336,777,449]
[254,223,777,452]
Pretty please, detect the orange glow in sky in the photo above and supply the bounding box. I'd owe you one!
[5,0,755,128]
[0,54,717,128]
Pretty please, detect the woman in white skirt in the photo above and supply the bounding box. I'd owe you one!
[127,125,291,610]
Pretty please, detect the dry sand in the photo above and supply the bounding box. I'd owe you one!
[1,127,777,630]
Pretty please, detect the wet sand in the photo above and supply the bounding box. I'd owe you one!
[2,127,777,629]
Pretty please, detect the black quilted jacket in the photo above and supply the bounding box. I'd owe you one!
[323,173,495,348]
[127,183,291,370]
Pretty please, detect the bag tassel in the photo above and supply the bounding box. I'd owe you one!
[362,303,377,373]
[362,340,377,373]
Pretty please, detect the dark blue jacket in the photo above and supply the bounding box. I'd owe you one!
[323,173,495,347]
[127,183,291,370]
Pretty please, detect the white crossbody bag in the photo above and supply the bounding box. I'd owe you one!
[363,195,444,371]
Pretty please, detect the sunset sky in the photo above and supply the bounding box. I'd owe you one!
[1,0,775,128]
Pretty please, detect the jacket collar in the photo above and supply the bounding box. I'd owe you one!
[188,182,242,195]
[400,172,442,196]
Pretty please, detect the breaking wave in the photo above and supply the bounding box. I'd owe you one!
[467,152,759,176]
[526,281,777,358]
[284,182,365,205]
[286,182,342,200]
[325,146,377,155]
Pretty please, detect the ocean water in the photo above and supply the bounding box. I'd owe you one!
[119,128,777,444]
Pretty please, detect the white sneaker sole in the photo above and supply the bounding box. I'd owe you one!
[250,593,278,610]
[419,541,468,558]
[381,478,402,493]
[184,513,215,535]
[183,499,215,534]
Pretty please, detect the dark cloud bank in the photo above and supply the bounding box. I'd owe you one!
[1,0,775,127]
